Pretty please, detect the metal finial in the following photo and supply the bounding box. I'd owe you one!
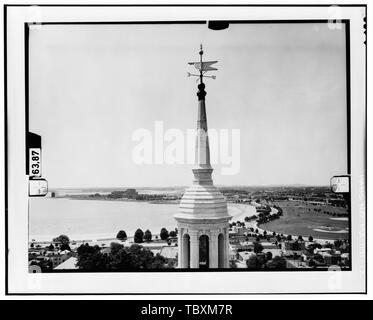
[188,45,218,83]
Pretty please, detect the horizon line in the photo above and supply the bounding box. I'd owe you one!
[48,184,331,190]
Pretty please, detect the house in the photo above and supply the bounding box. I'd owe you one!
[237,251,256,262]
[228,247,237,261]
[261,242,278,250]
[54,257,78,270]
[323,253,342,265]
[229,233,246,243]
[29,264,42,273]
[150,249,161,256]
[341,253,350,260]
[46,251,72,268]
[238,241,254,251]
[282,240,306,252]
[286,258,307,268]
[314,248,333,256]
[262,249,282,258]
[302,252,314,261]
[231,225,245,234]
[159,246,178,261]
[100,247,111,255]
[124,188,138,199]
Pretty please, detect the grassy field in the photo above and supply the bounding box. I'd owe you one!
[263,200,349,240]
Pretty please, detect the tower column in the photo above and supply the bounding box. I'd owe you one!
[189,231,199,268]
[178,229,183,268]
[225,228,230,268]
[209,231,219,268]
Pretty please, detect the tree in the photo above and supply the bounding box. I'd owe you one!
[298,235,304,241]
[160,228,169,240]
[334,239,343,248]
[30,258,53,272]
[308,235,314,242]
[308,259,316,268]
[246,255,260,269]
[76,243,168,271]
[134,229,144,243]
[53,234,70,245]
[313,253,324,263]
[116,230,127,240]
[254,242,264,253]
[107,191,126,199]
[48,244,54,251]
[110,242,124,255]
[169,230,177,238]
[121,244,157,270]
[144,229,152,242]
[76,243,109,271]
[267,256,287,269]
[244,216,249,222]
[265,251,273,261]
[307,242,322,253]
[150,253,167,269]
[286,235,293,241]
[324,242,333,249]
[60,243,71,251]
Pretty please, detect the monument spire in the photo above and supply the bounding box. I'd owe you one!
[175,45,231,269]
[188,44,218,184]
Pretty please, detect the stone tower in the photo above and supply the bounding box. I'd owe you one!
[174,45,231,269]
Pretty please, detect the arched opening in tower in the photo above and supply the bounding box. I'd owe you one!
[218,233,225,268]
[182,234,190,268]
[199,235,209,269]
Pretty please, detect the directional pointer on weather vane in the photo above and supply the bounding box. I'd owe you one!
[187,44,218,83]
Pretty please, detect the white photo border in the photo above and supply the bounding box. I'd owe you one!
[4,4,367,295]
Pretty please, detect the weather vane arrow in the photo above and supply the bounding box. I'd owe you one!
[187,44,218,82]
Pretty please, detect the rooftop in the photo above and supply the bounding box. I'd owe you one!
[159,246,178,259]
[54,257,78,270]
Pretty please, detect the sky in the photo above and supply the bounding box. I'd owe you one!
[29,23,347,188]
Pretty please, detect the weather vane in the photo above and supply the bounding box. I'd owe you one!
[187,44,218,83]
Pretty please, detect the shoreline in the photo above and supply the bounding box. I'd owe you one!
[66,197,180,204]
[29,201,347,245]
[228,203,345,244]
[29,203,252,243]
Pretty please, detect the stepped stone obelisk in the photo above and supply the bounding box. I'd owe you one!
[174,45,232,269]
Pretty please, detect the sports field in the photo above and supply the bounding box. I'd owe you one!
[262,200,349,240]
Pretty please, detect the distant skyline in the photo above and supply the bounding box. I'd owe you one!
[29,23,348,188]
[49,184,332,192]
